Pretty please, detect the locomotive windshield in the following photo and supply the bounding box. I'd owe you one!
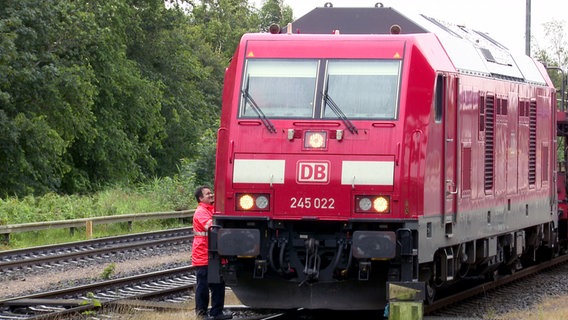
[240,59,318,118]
[239,59,401,120]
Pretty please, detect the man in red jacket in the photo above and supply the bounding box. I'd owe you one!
[192,185,232,320]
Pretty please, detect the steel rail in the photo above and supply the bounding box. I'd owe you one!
[425,253,568,314]
[0,266,195,319]
[0,227,192,260]
[0,229,192,273]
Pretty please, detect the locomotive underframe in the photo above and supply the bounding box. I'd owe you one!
[209,195,559,309]
[208,217,422,310]
[417,197,559,300]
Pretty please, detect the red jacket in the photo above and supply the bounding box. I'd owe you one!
[191,202,214,266]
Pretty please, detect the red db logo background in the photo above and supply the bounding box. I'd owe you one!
[297,161,330,183]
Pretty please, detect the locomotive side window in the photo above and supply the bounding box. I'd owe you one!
[478,94,485,136]
[461,145,472,196]
[542,144,549,184]
[434,74,443,122]
[323,60,401,119]
[240,59,318,118]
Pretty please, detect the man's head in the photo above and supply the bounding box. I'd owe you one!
[194,185,214,205]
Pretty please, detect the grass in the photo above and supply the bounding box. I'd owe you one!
[2,216,190,250]
[93,290,242,320]
[0,176,197,250]
[497,296,568,319]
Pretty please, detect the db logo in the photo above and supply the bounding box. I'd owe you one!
[297,161,330,183]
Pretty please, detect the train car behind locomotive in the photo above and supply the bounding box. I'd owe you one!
[208,5,562,311]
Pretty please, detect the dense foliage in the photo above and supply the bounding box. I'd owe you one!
[533,20,568,108]
[0,0,293,198]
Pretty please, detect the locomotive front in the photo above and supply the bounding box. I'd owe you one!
[207,31,438,310]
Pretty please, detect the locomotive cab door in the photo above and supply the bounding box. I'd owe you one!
[439,74,459,237]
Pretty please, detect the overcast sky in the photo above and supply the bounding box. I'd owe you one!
[252,0,567,56]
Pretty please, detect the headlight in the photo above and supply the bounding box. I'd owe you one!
[236,193,271,211]
[355,195,390,213]
[255,195,269,209]
[304,131,327,149]
[373,197,389,213]
[358,197,372,211]
[238,194,254,210]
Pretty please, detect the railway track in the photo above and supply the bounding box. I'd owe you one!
[425,253,568,317]
[0,229,283,319]
[0,228,192,278]
[3,227,566,319]
[0,265,288,320]
[0,266,195,319]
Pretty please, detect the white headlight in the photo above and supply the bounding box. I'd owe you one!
[255,195,269,209]
[358,197,372,211]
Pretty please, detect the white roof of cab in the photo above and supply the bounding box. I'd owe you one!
[398,11,546,84]
[287,6,548,85]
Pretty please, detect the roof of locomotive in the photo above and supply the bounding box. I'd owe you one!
[280,5,548,85]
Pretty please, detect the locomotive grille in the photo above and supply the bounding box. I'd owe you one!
[528,100,537,185]
[484,95,495,191]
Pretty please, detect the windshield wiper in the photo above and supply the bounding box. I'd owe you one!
[323,91,358,134]
[241,78,277,133]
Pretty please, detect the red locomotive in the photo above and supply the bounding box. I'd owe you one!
[208,4,567,310]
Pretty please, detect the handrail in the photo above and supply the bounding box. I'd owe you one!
[545,66,566,112]
[0,210,195,244]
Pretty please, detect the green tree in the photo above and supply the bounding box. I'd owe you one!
[0,0,98,195]
[126,2,225,177]
[0,0,266,198]
[258,0,293,31]
[190,0,261,60]
[0,0,168,195]
[61,0,167,192]
[533,19,568,110]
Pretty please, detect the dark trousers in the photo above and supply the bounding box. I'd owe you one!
[195,265,225,317]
